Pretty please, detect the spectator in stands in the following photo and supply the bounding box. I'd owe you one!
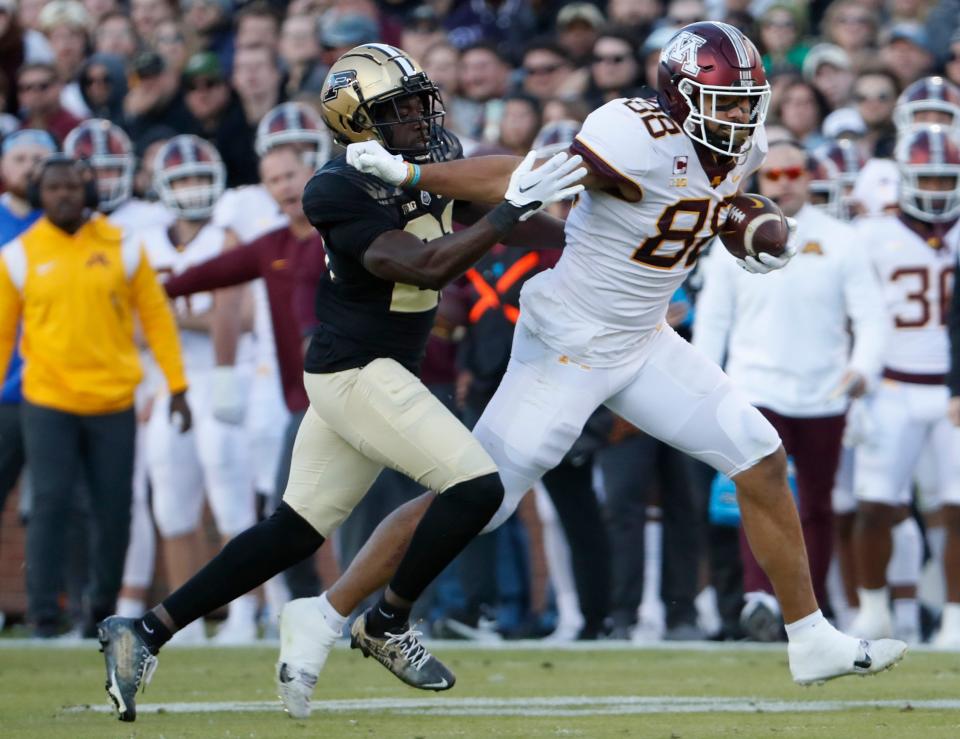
[94,11,138,62]
[772,77,829,149]
[401,5,446,66]
[78,53,127,123]
[320,13,380,67]
[422,42,474,144]
[586,29,643,110]
[521,41,584,103]
[608,0,662,40]
[556,3,605,69]
[443,0,537,57]
[496,93,542,156]
[182,51,258,186]
[16,62,81,142]
[130,0,174,46]
[665,0,704,27]
[759,3,808,76]
[803,43,854,112]
[1,0,29,117]
[879,23,934,89]
[823,0,879,72]
[853,67,899,158]
[542,98,590,125]
[153,20,190,77]
[38,0,90,119]
[0,155,190,637]
[0,130,56,520]
[279,13,325,97]
[457,41,512,142]
[184,0,235,73]
[82,0,117,23]
[232,45,282,130]
[235,1,280,53]
[124,51,193,150]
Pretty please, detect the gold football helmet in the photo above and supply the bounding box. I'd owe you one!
[320,43,445,159]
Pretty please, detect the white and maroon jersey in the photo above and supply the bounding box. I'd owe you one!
[856,214,958,375]
[519,97,766,367]
[140,223,227,373]
[212,184,287,366]
[107,198,174,233]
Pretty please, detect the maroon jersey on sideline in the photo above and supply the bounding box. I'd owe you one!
[164,226,326,412]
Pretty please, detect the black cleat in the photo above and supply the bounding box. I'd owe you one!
[97,616,158,722]
[350,609,455,691]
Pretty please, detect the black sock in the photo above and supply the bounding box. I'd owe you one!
[389,473,504,602]
[365,596,412,637]
[135,610,172,654]
[161,503,324,635]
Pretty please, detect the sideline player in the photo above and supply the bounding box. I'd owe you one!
[97,43,583,722]
[849,125,960,649]
[280,23,907,716]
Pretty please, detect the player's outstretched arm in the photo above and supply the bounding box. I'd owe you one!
[363,152,584,289]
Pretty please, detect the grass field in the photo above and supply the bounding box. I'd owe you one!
[1,641,958,738]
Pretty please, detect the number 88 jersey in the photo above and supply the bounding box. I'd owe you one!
[519,96,767,367]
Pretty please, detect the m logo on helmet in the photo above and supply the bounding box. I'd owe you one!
[661,32,707,76]
[323,70,358,102]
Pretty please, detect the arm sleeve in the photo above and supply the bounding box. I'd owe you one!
[302,171,402,263]
[130,245,188,394]
[842,236,888,383]
[164,239,263,297]
[691,245,736,366]
[949,256,960,396]
[0,260,22,382]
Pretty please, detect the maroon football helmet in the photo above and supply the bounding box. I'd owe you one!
[658,21,770,158]
[63,119,134,213]
[152,135,225,220]
[255,102,331,169]
[895,124,960,223]
[894,76,960,134]
[809,139,865,220]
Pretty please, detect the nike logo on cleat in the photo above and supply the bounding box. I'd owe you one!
[854,641,873,670]
[278,664,294,683]
[142,623,154,634]
[423,678,449,689]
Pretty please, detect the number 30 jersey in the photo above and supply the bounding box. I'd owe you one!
[520,97,767,367]
[855,214,957,375]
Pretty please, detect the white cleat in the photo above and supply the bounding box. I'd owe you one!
[931,629,960,651]
[277,598,341,719]
[848,608,893,640]
[789,633,907,685]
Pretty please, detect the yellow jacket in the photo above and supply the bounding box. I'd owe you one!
[0,215,187,415]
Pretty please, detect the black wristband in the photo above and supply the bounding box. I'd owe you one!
[486,200,536,233]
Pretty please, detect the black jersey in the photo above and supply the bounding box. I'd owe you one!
[302,131,463,375]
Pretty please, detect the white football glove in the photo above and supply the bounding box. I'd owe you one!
[346,140,408,185]
[736,216,798,274]
[211,365,246,425]
[504,150,586,221]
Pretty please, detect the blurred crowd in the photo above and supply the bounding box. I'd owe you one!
[1,0,960,648]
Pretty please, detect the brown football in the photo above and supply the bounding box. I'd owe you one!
[718,194,789,261]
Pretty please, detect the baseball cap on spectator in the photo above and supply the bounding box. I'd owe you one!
[2,129,58,156]
[321,14,380,49]
[132,51,166,79]
[882,22,929,49]
[557,3,605,31]
[802,43,851,83]
[822,107,866,139]
[38,0,90,32]
[183,52,224,83]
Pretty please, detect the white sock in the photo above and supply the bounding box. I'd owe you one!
[317,592,347,634]
[857,586,890,620]
[892,598,919,639]
[784,609,833,644]
[941,602,960,634]
[116,597,144,619]
[642,517,662,612]
[227,593,258,623]
[887,518,922,586]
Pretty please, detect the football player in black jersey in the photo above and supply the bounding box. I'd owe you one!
[96,43,584,722]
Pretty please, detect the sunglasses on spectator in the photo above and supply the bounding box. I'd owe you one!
[761,166,805,181]
[592,54,630,65]
[187,77,223,91]
[854,90,893,103]
[18,80,52,93]
[524,63,563,76]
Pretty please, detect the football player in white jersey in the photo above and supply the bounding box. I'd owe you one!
[210,102,332,511]
[849,125,960,649]
[63,119,175,620]
[142,134,258,644]
[277,23,905,714]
